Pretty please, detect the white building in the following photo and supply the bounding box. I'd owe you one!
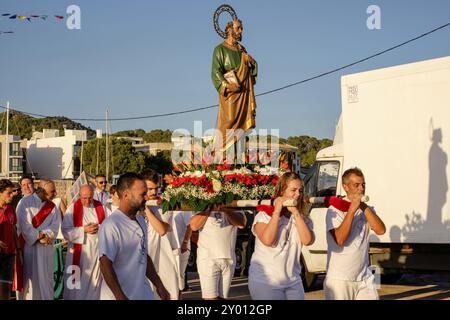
[26,129,87,180]
[0,134,23,182]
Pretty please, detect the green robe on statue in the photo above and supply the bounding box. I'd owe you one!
[211,42,258,150]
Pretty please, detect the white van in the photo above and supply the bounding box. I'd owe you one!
[302,56,450,289]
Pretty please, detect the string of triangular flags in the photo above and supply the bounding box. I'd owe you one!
[0,13,65,22]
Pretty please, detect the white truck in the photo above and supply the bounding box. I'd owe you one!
[301,55,450,289]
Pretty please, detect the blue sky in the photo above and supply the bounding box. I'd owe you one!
[1,0,450,139]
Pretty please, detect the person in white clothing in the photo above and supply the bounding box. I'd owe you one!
[62,184,107,300]
[93,174,109,205]
[16,179,61,300]
[105,185,119,215]
[249,172,314,300]
[324,167,386,300]
[141,170,180,300]
[98,172,169,300]
[190,208,246,300]
[163,210,193,297]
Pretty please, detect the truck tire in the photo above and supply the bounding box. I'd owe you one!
[301,257,317,291]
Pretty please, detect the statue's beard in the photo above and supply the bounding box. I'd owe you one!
[232,31,242,42]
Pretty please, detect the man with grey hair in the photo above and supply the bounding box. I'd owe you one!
[62,184,107,300]
[16,179,61,300]
[324,167,386,300]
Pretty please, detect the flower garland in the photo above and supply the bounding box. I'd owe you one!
[161,164,283,212]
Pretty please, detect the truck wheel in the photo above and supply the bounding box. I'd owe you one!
[301,257,317,291]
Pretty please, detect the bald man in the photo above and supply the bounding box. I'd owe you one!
[16,179,61,300]
[61,184,107,300]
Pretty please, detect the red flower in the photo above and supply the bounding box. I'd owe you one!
[216,162,231,171]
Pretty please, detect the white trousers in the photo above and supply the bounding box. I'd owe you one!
[197,258,235,299]
[324,277,379,300]
[249,280,305,300]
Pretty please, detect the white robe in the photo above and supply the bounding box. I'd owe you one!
[146,207,180,300]
[17,193,61,300]
[62,203,107,300]
[163,211,194,290]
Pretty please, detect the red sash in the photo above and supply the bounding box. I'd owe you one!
[31,201,56,228]
[13,200,56,292]
[72,199,105,268]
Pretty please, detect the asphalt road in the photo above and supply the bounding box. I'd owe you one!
[182,272,450,300]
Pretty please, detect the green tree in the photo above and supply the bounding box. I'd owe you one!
[143,129,173,143]
[81,137,173,180]
[81,138,146,180]
[283,135,333,167]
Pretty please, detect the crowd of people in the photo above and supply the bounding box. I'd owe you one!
[0,167,385,300]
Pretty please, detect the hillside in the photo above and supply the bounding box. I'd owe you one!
[0,111,96,139]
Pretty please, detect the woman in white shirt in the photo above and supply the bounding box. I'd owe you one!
[249,172,314,300]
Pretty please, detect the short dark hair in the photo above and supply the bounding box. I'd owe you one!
[109,184,117,195]
[95,174,106,180]
[142,170,159,185]
[0,179,14,193]
[342,167,364,185]
[116,173,143,198]
[20,175,34,185]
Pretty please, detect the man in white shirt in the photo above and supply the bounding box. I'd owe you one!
[16,179,61,300]
[324,167,386,300]
[190,209,246,300]
[62,184,107,300]
[98,172,169,300]
[93,174,109,206]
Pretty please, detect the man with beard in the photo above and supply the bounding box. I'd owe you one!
[211,18,258,151]
[98,173,169,300]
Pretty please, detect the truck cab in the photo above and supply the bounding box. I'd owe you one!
[301,143,343,288]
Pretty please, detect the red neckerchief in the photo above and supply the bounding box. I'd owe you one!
[256,205,290,218]
[325,196,351,212]
[72,199,106,268]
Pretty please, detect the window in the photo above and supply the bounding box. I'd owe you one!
[10,143,21,156]
[304,161,340,208]
[11,158,22,172]
[317,161,339,197]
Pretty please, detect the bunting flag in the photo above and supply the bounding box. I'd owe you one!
[0,13,65,21]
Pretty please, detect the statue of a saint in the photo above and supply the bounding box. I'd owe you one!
[212,12,258,151]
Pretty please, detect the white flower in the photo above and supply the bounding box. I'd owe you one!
[212,179,222,192]
[239,167,253,175]
[192,170,204,177]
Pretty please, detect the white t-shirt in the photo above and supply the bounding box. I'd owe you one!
[249,212,308,288]
[325,205,372,281]
[98,210,154,300]
[196,211,239,261]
